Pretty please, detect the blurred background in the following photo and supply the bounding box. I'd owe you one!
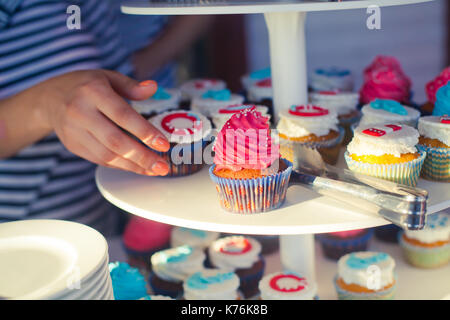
[180,0,448,104]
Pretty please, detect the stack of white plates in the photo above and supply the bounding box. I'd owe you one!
[0,220,114,300]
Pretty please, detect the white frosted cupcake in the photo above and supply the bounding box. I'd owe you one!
[131,88,181,119]
[259,271,317,300]
[277,105,343,165]
[247,78,273,104]
[310,67,354,92]
[359,99,420,127]
[191,89,244,117]
[211,104,270,130]
[170,227,220,249]
[241,67,271,92]
[183,269,240,300]
[345,123,425,186]
[334,251,396,300]
[149,245,206,298]
[208,236,264,299]
[149,110,212,176]
[417,116,450,181]
[180,78,226,106]
[400,211,450,268]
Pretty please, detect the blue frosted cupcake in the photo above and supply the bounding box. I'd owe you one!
[334,252,397,300]
[149,245,206,298]
[183,269,241,300]
[310,67,354,92]
[109,262,148,300]
[317,228,373,260]
[191,89,244,118]
[399,212,450,269]
[131,87,181,119]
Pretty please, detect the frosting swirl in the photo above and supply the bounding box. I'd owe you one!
[108,262,148,300]
[418,116,450,146]
[433,82,450,117]
[213,108,279,171]
[183,269,240,300]
[426,67,450,104]
[360,56,411,104]
[359,100,420,127]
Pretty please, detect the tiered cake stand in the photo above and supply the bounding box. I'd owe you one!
[97,0,447,289]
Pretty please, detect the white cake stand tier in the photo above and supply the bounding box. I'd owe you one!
[110,0,438,283]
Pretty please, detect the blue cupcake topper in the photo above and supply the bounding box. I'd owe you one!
[346,253,389,269]
[202,89,231,101]
[186,271,235,290]
[108,262,148,300]
[249,67,271,80]
[181,227,207,238]
[370,99,408,115]
[433,82,450,116]
[152,87,172,100]
[315,67,350,77]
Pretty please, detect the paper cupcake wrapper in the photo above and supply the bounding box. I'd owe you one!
[155,140,209,177]
[334,275,396,300]
[344,150,426,187]
[209,160,293,214]
[399,233,450,269]
[417,145,450,182]
[279,126,344,167]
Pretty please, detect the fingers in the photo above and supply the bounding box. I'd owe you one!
[83,81,170,153]
[78,108,170,175]
[101,70,157,101]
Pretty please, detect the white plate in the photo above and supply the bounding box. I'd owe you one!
[58,265,110,300]
[0,220,108,300]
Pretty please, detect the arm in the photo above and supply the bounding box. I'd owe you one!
[133,15,214,80]
[0,70,170,176]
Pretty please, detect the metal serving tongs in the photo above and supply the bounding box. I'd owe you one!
[287,145,428,230]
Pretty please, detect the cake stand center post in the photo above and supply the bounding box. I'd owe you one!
[264,11,308,123]
[279,234,316,284]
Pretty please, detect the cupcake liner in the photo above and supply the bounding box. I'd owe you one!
[279,126,345,167]
[155,140,209,177]
[334,275,396,300]
[317,229,374,260]
[344,150,426,187]
[237,258,266,299]
[209,160,293,214]
[417,145,450,182]
[399,233,450,269]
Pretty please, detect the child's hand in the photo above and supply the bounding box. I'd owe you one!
[39,70,170,176]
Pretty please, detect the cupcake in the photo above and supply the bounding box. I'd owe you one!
[345,123,426,186]
[309,90,361,144]
[374,225,402,243]
[317,229,373,261]
[183,269,241,300]
[334,252,397,300]
[359,99,420,128]
[131,87,181,119]
[310,67,354,92]
[122,217,171,273]
[432,82,450,117]
[246,78,274,120]
[170,227,220,249]
[191,89,244,118]
[277,105,344,165]
[211,104,270,131]
[208,236,265,299]
[399,211,450,269]
[150,110,212,176]
[417,116,450,181]
[423,67,450,114]
[359,56,412,105]
[258,271,317,300]
[241,67,271,93]
[180,78,226,108]
[149,245,206,298]
[109,262,148,300]
[210,107,292,214]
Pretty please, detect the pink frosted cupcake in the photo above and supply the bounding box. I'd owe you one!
[317,229,374,260]
[122,217,172,272]
[360,56,412,105]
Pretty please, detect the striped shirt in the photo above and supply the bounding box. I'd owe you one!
[0,0,167,235]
